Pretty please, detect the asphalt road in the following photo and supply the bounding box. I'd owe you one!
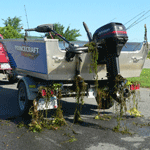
[0,60,150,150]
[0,80,150,150]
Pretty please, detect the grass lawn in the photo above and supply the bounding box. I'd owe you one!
[126,68,150,88]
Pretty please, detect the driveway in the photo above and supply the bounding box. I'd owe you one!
[0,59,150,150]
[0,80,150,150]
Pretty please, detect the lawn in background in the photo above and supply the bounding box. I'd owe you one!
[127,68,150,88]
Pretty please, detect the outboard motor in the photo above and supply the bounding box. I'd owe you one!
[93,22,128,80]
[83,22,130,102]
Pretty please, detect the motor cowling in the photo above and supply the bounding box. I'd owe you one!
[93,22,128,56]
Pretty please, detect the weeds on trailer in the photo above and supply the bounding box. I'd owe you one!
[15,41,143,136]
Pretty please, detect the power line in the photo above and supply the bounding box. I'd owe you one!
[109,18,117,22]
[127,14,150,30]
[124,11,145,25]
[127,10,150,30]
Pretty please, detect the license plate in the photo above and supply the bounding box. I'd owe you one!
[1,63,11,69]
[87,87,97,98]
[35,96,58,110]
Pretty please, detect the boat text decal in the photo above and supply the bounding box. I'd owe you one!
[15,45,40,60]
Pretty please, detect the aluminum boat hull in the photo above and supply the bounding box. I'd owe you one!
[0,38,148,81]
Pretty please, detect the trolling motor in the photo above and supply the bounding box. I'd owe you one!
[83,22,130,102]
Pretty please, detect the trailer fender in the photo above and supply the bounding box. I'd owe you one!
[17,76,38,100]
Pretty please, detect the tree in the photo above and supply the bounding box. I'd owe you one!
[2,16,23,33]
[0,25,22,39]
[46,23,81,41]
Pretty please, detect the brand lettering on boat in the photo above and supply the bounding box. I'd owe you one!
[15,45,39,54]
[15,45,40,60]
[98,28,110,35]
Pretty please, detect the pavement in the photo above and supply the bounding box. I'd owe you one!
[0,80,150,150]
[0,60,150,149]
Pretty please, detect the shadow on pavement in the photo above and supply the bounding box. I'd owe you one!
[0,82,117,129]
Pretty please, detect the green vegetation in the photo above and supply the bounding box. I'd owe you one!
[0,16,23,39]
[2,16,23,33]
[28,83,67,132]
[127,68,150,88]
[0,25,22,39]
[95,114,112,121]
[17,121,27,128]
[45,23,81,41]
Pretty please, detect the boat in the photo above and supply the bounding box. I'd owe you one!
[0,22,148,111]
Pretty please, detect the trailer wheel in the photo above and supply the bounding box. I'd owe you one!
[17,82,32,117]
[96,88,114,109]
[96,97,114,109]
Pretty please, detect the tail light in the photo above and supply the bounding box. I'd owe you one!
[130,84,140,90]
[42,89,46,96]
[41,89,54,97]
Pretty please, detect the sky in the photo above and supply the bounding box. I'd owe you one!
[0,0,150,42]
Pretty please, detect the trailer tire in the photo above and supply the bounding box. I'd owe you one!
[17,82,32,117]
[96,97,114,109]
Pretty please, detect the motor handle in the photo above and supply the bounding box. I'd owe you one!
[66,46,88,54]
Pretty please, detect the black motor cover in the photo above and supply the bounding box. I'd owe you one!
[93,22,128,58]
